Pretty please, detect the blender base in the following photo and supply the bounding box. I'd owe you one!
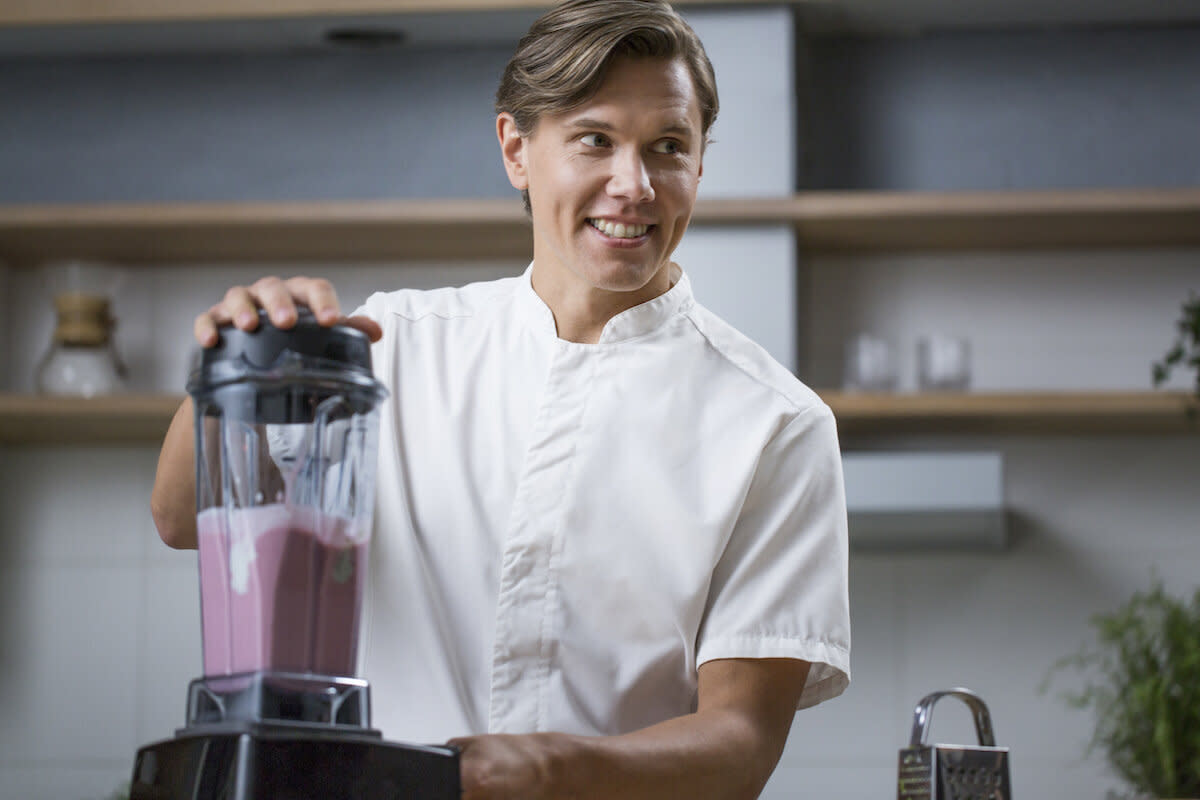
[130,723,460,800]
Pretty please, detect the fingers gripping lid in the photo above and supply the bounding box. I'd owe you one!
[187,308,386,417]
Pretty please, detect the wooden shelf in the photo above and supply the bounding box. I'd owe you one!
[1,391,1194,445]
[0,198,534,265]
[0,0,743,26]
[4,0,1191,29]
[0,393,181,445]
[732,188,1200,252]
[2,188,1199,266]
[826,391,1198,435]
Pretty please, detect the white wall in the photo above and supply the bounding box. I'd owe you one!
[1,9,1198,800]
[683,7,798,369]
[0,448,190,797]
[800,249,1200,392]
[676,226,798,371]
[687,8,795,197]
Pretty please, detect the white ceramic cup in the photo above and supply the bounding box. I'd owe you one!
[917,334,972,392]
[843,333,898,392]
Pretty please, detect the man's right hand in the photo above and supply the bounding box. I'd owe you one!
[192,275,382,347]
[155,275,383,549]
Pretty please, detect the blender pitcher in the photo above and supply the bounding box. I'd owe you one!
[130,309,460,800]
[187,308,387,725]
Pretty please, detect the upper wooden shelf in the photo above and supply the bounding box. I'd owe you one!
[5,0,1194,29]
[1,391,1194,445]
[0,198,535,265]
[757,188,1200,252]
[4,0,1195,31]
[2,188,1198,266]
[0,0,739,26]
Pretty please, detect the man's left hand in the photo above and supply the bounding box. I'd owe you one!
[449,731,575,800]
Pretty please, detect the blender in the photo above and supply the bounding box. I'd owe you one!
[131,310,459,799]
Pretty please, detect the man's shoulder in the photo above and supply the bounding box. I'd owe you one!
[358,273,522,325]
[684,301,828,419]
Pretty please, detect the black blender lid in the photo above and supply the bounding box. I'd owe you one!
[187,307,380,395]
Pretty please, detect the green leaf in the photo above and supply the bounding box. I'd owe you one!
[1156,294,1200,406]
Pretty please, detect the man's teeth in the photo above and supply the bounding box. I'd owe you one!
[589,219,649,239]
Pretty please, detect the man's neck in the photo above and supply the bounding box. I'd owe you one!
[530,262,673,344]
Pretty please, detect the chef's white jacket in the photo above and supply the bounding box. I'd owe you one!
[355,265,850,744]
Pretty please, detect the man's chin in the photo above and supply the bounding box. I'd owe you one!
[585,262,671,296]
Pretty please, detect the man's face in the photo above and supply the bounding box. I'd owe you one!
[499,56,704,304]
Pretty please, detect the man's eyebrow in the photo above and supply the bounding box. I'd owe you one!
[565,117,616,132]
[565,117,696,137]
[659,122,696,138]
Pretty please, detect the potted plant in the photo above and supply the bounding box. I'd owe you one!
[1153,293,1200,411]
[1045,580,1200,799]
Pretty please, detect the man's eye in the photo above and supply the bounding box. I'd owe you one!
[651,139,682,155]
[580,133,610,147]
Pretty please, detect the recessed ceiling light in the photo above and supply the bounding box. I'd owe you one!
[323,27,407,49]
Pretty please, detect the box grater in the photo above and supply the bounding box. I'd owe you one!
[897,688,1011,800]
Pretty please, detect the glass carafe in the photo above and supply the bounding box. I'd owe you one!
[35,260,127,397]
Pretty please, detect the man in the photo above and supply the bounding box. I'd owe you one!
[152,1,850,797]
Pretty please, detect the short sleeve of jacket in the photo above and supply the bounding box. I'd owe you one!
[695,405,851,710]
[351,293,384,326]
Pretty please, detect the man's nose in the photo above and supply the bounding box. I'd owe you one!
[607,150,655,203]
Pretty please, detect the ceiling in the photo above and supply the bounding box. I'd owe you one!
[0,1,1197,59]
[0,11,541,58]
[798,0,1200,33]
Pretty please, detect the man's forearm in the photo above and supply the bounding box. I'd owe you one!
[454,710,780,800]
[150,397,198,549]
[568,705,787,800]
[452,658,808,800]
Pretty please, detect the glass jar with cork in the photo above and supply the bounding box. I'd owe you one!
[35,260,127,397]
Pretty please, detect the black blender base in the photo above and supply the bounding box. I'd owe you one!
[130,724,460,800]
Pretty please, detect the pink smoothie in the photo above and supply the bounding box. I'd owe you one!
[197,504,367,677]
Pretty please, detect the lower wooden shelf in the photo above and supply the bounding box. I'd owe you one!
[828,390,1198,435]
[0,391,1195,445]
[0,393,182,445]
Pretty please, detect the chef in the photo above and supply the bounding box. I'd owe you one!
[151,1,851,797]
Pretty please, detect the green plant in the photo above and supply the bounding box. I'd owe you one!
[1153,293,1200,404]
[1046,581,1200,798]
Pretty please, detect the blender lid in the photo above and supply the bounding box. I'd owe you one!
[187,307,382,398]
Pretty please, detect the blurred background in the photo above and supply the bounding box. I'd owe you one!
[0,1,1198,798]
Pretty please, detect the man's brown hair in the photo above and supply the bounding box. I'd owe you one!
[496,0,719,139]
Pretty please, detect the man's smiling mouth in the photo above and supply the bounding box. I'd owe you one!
[587,218,652,239]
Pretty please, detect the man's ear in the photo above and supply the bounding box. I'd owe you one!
[497,113,529,191]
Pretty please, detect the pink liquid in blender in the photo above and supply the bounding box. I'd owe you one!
[198,504,367,677]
